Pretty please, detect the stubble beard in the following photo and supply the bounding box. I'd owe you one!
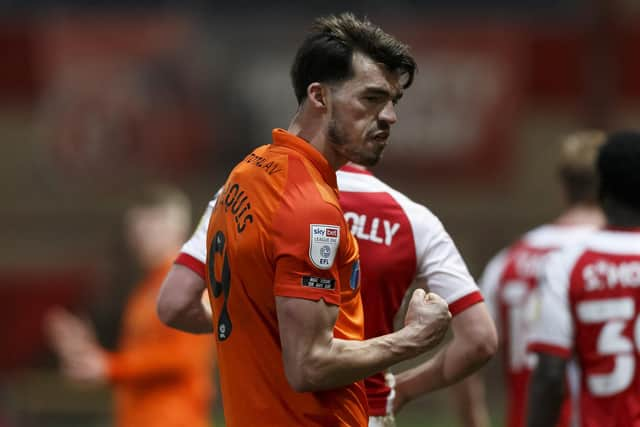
[327,117,381,167]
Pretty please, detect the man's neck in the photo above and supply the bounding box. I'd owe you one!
[288,111,346,171]
[555,204,605,228]
[603,198,640,228]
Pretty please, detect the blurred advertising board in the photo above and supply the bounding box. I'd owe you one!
[378,24,526,182]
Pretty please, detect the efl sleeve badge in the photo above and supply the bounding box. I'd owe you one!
[309,224,340,270]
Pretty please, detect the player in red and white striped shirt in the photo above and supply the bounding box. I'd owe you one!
[528,131,640,427]
[158,163,497,427]
[456,130,606,427]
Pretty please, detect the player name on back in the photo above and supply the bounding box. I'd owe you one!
[344,212,400,246]
[583,259,640,291]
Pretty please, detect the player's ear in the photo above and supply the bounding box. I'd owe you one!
[307,83,327,110]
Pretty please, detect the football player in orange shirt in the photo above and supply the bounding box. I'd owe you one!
[158,12,452,427]
[47,185,215,427]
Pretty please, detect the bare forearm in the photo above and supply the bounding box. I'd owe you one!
[164,300,213,334]
[396,336,492,399]
[527,354,567,427]
[278,290,451,393]
[295,324,438,392]
[395,304,497,399]
[156,265,213,334]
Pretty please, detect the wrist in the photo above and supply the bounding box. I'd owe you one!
[394,370,418,405]
[393,324,426,358]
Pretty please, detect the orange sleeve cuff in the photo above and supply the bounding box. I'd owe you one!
[273,285,340,306]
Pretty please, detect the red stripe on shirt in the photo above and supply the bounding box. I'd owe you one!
[528,342,572,359]
[449,291,484,316]
[175,253,206,279]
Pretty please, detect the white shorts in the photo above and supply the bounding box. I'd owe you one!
[368,373,397,427]
[368,414,396,427]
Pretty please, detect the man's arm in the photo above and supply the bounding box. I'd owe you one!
[386,208,498,414]
[392,299,497,411]
[47,306,212,385]
[156,264,213,334]
[449,373,491,427]
[105,324,212,384]
[157,196,218,334]
[443,248,505,427]
[527,353,567,427]
[46,308,108,384]
[429,248,505,427]
[277,288,451,392]
[527,249,576,427]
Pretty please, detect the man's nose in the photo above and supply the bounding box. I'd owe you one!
[379,101,397,125]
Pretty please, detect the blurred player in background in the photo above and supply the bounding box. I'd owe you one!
[454,130,606,427]
[46,185,215,427]
[528,131,640,427]
[158,12,453,427]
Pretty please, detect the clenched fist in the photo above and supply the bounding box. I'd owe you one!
[403,288,451,354]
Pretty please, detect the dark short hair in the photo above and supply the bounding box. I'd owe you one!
[290,12,416,104]
[557,130,605,205]
[598,131,640,210]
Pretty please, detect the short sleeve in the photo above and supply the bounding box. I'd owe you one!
[271,162,348,306]
[478,249,509,325]
[528,249,577,359]
[175,189,222,278]
[413,207,483,315]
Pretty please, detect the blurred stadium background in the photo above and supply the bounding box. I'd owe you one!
[1,0,639,426]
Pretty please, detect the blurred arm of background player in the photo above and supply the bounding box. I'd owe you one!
[157,264,213,333]
[392,277,497,424]
[47,184,214,385]
[527,354,567,427]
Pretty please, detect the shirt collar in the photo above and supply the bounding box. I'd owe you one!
[605,225,640,232]
[339,162,373,176]
[271,128,337,190]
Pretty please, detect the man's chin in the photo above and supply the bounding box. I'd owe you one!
[351,155,382,168]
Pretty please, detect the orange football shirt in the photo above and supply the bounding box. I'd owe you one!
[106,259,214,427]
[205,129,367,427]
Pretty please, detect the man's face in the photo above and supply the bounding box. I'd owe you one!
[326,52,403,166]
[125,205,173,268]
